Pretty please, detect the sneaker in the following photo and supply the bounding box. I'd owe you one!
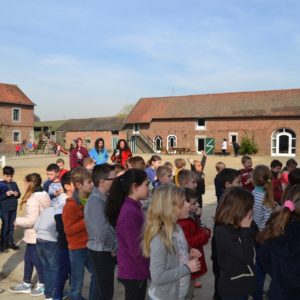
[9,282,31,294]
[30,283,44,297]
[0,244,9,253]
[7,242,20,250]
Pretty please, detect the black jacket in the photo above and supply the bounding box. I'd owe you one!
[0,181,21,211]
[215,224,256,297]
[258,218,300,300]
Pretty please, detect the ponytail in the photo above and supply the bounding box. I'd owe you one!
[263,180,276,209]
[20,173,42,209]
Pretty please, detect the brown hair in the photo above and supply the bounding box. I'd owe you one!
[215,187,254,228]
[20,173,43,209]
[157,166,172,178]
[258,185,300,242]
[127,156,146,170]
[71,167,92,188]
[177,170,199,187]
[174,158,186,169]
[252,165,276,209]
[241,155,252,165]
[83,157,94,167]
[215,162,226,173]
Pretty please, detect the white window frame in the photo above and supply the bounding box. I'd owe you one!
[167,134,177,151]
[12,130,21,143]
[229,132,238,145]
[271,128,296,157]
[195,118,206,131]
[153,136,163,153]
[12,107,21,122]
[195,135,207,154]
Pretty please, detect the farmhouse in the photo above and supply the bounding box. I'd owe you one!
[0,83,35,153]
[124,88,300,156]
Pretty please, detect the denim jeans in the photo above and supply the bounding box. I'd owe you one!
[53,248,71,300]
[69,248,96,300]
[88,250,116,300]
[36,239,59,298]
[24,243,44,284]
[1,210,17,244]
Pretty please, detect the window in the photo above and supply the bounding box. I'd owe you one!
[133,123,140,133]
[271,128,296,156]
[153,136,163,152]
[229,132,238,144]
[167,135,177,151]
[196,119,206,130]
[12,130,21,143]
[12,108,21,122]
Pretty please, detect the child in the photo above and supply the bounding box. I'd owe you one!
[214,162,226,203]
[10,173,51,296]
[221,138,228,156]
[270,159,283,203]
[281,168,300,200]
[145,155,162,185]
[105,169,150,300]
[15,144,21,157]
[142,185,201,300]
[114,163,126,176]
[177,170,198,190]
[185,188,201,225]
[240,155,254,191]
[281,158,298,190]
[177,189,211,295]
[47,164,63,205]
[56,158,69,180]
[85,164,117,300]
[62,167,95,300]
[83,157,95,171]
[155,165,173,187]
[258,185,300,299]
[0,166,21,252]
[43,163,60,194]
[174,158,187,186]
[214,187,256,300]
[127,156,146,170]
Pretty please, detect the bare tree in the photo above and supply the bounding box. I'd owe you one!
[117,104,135,118]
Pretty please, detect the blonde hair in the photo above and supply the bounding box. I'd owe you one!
[20,173,42,209]
[143,185,185,257]
[174,158,186,169]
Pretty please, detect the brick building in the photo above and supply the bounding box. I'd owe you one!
[0,83,35,153]
[124,88,300,156]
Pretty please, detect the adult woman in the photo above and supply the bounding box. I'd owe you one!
[111,139,132,167]
[69,137,89,169]
[88,138,109,165]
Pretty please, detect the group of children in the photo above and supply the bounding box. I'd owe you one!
[0,150,300,300]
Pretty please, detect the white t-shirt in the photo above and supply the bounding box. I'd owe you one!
[222,141,227,150]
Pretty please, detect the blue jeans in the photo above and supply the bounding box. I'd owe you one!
[69,248,96,300]
[24,244,44,284]
[53,248,71,300]
[1,210,17,244]
[36,240,59,298]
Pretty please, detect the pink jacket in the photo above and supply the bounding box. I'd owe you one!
[15,191,51,244]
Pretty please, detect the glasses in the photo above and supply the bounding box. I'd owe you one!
[104,177,116,181]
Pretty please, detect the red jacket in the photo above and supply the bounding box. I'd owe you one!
[69,147,89,169]
[111,149,132,167]
[240,168,254,191]
[62,197,88,250]
[177,217,211,278]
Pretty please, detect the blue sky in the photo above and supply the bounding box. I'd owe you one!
[1,0,300,120]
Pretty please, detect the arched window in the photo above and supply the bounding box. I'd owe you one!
[167,135,177,151]
[153,136,163,152]
[271,128,296,156]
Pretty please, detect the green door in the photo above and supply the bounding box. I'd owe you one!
[205,138,215,155]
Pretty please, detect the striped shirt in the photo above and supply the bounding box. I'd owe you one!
[252,186,272,231]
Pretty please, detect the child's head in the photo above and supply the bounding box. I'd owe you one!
[71,167,94,195]
[61,171,74,194]
[288,168,300,186]
[193,160,203,172]
[106,169,148,227]
[215,162,226,174]
[157,166,173,185]
[127,156,146,170]
[164,161,173,170]
[253,165,276,209]
[270,159,283,173]
[174,158,186,170]
[215,187,254,228]
[241,155,252,169]
[114,164,126,176]
[83,157,95,171]
[217,168,241,189]
[258,185,300,242]
[92,163,116,194]
[21,173,43,208]
[3,166,15,182]
[286,158,298,172]
[178,170,198,190]
[56,158,65,170]
[143,184,185,257]
[147,155,162,169]
[184,188,200,214]
[46,163,60,181]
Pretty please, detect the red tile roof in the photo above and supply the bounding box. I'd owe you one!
[0,83,34,106]
[124,88,300,123]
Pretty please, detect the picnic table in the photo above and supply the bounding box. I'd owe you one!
[170,147,190,154]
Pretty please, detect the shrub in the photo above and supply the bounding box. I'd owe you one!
[239,133,258,155]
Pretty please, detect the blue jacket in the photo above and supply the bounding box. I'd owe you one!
[89,148,109,165]
[0,181,21,211]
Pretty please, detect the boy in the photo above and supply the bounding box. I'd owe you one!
[281,158,298,190]
[155,165,173,187]
[214,162,226,203]
[43,163,60,194]
[174,158,186,186]
[127,156,146,170]
[0,166,21,252]
[56,158,69,180]
[62,167,96,300]
[270,159,283,203]
[240,155,254,191]
[83,157,95,171]
[46,164,63,205]
[53,172,73,300]
[85,164,117,300]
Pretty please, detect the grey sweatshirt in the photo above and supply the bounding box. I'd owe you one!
[84,187,117,253]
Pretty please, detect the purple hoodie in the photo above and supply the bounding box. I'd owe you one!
[116,197,150,280]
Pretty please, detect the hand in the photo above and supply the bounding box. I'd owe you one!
[111,252,116,257]
[6,191,12,196]
[188,158,194,164]
[240,211,252,228]
[13,191,18,197]
[201,150,207,156]
[187,258,201,273]
[189,248,201,259]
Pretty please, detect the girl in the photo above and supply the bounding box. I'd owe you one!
[145,155,162,186]
[258,185,300,299]
[69,137,89,169]
[105,169,150,300]
[88,137,109,165]
[281,158,298,191]
[143,185,201,300]
[9,173,51,296]
[110,139,132,167]
[214,187,256,300]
